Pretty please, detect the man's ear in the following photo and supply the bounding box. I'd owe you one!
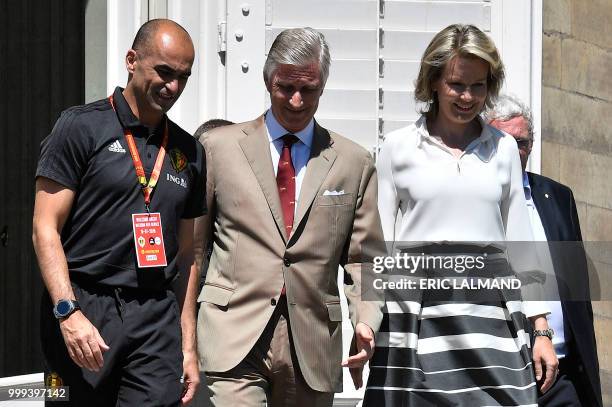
[126,49,137,74]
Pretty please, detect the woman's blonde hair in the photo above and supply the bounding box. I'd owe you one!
[415,24,505,120]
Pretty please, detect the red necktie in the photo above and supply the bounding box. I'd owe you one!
[277,134,298,297]
[277,134,298,238]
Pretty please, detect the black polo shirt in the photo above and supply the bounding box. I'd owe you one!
[36,87,206,290]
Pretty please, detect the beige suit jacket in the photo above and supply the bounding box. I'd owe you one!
[196,115,384,392]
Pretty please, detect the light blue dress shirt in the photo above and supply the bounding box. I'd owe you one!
[265,110,314,212]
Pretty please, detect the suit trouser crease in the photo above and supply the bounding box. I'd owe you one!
[205,296,334,407]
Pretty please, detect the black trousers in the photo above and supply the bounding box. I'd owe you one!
[41,284,183,407]
[538,357,590,407]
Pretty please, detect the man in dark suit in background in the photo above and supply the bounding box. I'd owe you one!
[487,95,602,407]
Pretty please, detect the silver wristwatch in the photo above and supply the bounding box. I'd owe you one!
[53,299,81,320]
[533,328,554,340]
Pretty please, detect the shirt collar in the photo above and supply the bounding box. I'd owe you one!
[414,115,428,146]
[523,171,532,201]
[112,87,166,136]
[415,114,493,148]
[522,172,530,189]
[265,109,314,148]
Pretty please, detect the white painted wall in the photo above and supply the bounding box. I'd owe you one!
[101,0,541,150]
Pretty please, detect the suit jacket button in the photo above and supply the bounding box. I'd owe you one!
[283,258,291,267]
[271,298,277,306]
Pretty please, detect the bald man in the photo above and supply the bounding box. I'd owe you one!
[33,19,204,406]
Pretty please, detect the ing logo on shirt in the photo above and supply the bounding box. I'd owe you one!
[169,148,187,173]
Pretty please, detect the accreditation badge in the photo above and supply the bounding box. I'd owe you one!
[132,212,168,268]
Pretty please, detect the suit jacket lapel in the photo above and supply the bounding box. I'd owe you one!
[239,116,287,243]
[292,122,337,239]
[527,172,557,241]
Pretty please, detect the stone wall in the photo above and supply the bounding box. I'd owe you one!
[541,0,612,404]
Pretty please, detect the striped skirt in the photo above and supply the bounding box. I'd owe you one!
[364,256,537,407]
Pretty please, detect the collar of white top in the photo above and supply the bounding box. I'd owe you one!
[265,109,314,148]
[414,115,494,149]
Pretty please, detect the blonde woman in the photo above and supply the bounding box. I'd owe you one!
[364,24,557,406]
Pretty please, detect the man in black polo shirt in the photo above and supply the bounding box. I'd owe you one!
[32,19,204,406]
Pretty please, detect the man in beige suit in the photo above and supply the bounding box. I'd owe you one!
[195,28,384,406]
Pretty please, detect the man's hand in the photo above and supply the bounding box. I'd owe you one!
[533,336,558,393]
[59,311,109,372]
[342,322,375,389]
[180,349,200,405]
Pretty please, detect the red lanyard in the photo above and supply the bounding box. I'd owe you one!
[109,95,168,212]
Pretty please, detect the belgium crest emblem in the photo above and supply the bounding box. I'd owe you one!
[169,148,187,173]
[46,372,63,388]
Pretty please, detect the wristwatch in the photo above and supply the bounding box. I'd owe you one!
[533,328,554,340]
[53,299,80,320]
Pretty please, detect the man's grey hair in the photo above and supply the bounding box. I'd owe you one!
[484,94,534,139]
[263,27,331,86]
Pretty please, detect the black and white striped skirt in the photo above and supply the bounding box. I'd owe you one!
[364,254,537,407]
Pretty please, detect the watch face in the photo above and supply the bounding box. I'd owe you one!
[56,300,73,316]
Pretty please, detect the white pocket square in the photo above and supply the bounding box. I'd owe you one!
[323,189,345,196]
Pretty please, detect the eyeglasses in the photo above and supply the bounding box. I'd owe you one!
[516,139,532,149]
